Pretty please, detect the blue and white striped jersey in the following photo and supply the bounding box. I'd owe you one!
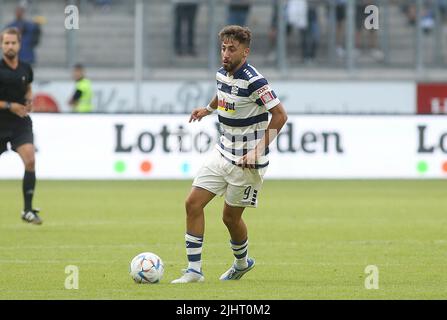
[215,61,281,168]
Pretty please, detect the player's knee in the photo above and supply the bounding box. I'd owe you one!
[23,157,35,171]
[185,197,203,216]
[222,214,240,228]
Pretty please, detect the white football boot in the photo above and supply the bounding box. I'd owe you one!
[219,257,255,280]
[171,268,205,284]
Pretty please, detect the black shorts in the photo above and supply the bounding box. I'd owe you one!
[356,5,368,30]
[336,4,346,22]
[336,4,366,28]
[0,116,34,155]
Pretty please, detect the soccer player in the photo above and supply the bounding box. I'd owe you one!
[172,25,288,283]
[0,28,42,225]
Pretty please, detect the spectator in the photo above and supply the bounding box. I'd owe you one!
[287,0,320,63]
[402,0,446,29]
[439,0,447,20]
[421,6,435,34]
[334,0,346,58]
[402,0,417,25]
[95,0,112,6]
[440,0,447,19]
[227,0,252,26]
[267,0,292,62]
[6,4,41,65]
[173,0,199,56]
[94,0,112,12]
[69,64,94,113]
[302,1,320,63]
[267,0,279,61]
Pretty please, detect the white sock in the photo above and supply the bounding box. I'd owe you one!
[185,233,203,273]
[231,238,248,270]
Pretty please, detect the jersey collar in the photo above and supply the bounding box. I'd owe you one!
[231,61,249,79]
[0,58,19,70]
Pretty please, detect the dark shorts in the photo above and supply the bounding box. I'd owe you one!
[0,116,34,155]
[356,5,368,30]
[335,4,367,28]
[336,4,346,22]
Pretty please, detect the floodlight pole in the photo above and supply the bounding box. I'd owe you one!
[134,0,144,113]
[379,0,390,65]
[66,0,78,68]
[0,0,3,28]
[415,0,424,73]
[208,0,218,72]
[328,0,337,65]
[346,0,355,73]
[277,0,287,75]
[434,0,443,66]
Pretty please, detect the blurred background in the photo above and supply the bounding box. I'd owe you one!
[0,0,446,114]
[0,0,446,179]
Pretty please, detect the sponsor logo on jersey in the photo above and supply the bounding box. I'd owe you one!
[256,85,269,96]
[218,98,236,113]
[260,91,274,105]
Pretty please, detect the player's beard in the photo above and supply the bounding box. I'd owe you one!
[4,49,17,61]
[223,58,241,73]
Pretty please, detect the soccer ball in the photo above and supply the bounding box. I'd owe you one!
[129,252,164,284]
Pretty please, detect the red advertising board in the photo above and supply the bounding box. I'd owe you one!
[417,83,447,114]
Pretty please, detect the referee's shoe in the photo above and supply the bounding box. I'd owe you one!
[21,209,43,225]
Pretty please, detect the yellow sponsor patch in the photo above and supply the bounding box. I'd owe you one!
[218,105,236,113]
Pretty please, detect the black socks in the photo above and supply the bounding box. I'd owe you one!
[23,171,36,212]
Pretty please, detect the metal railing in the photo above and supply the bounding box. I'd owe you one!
[0,0,445,76]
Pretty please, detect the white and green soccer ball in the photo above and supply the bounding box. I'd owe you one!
[129,252,164,284]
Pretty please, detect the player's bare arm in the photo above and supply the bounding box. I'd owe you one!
[189,94,218,123]
[238,103,288,169]
[25,84,33,112]
[0,100,28,118]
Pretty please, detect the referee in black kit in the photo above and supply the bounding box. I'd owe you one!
[0,27,42,225]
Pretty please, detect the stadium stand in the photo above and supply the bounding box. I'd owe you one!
[1,0,446,80]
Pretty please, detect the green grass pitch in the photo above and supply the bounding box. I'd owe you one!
[0,180,446,300]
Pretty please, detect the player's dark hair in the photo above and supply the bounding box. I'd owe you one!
[218,25,251,47]
[73,63,84,70]
[0,27,22,43]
